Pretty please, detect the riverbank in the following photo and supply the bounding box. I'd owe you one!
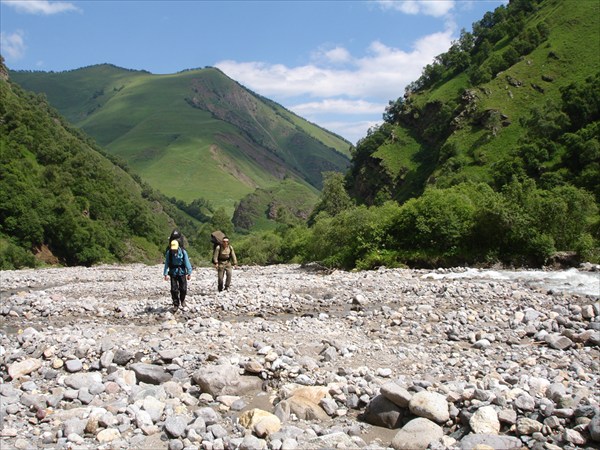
[1,264,598,449]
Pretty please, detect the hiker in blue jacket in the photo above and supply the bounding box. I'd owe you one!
[163,239,192,312]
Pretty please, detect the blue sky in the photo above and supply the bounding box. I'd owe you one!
[1,0,506,144]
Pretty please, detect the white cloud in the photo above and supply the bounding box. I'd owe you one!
[0,30,26,59]
[215,31,452,101]
[290,99,384,115]
[321,119,383,145]
[215,29,454,144]
[3,0,80,15]
[376,0,455,17]
[311,46,352,65]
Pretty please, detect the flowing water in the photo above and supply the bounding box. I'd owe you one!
[423,267,600,298]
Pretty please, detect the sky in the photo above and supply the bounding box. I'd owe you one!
[1,0,507,145]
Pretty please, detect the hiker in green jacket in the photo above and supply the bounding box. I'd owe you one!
[212,237,237,292]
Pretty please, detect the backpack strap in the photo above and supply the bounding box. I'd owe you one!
[168,249,184,271]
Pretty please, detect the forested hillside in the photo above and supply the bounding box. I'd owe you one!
[0,58,195,268]
[233,0,599,269]
[348,0,598,206]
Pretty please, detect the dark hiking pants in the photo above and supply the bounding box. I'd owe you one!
[170,274,187,306]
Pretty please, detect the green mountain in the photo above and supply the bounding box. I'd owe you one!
[0,58,196,268]
[347,0,599,207]
[271,0,598,270]
[9,65,352,218]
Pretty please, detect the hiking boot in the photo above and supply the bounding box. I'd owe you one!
[172,304,179,313]
[180,300,186,309]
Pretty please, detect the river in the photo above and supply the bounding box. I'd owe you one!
[422,267,600,298]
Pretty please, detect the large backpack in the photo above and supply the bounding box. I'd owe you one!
[210,230,226,260]
[166,229,185,253]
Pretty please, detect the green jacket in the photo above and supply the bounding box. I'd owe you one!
[213,244,237,265]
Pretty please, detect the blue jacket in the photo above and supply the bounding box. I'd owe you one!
[164,248,193,277]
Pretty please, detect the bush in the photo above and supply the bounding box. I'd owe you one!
[235,232,282,265]
[0,238,38,269]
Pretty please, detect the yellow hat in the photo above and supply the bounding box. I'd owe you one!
[170,240,179,250]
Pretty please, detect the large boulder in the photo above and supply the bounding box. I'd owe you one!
[362,394,406,429]
[408,391,449,423]
[391,418,444,450]
[130,363,172,385]
[239,408,281,437]
[192,364,262,396]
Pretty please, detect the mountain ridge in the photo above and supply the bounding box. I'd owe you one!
[9,65,351,216]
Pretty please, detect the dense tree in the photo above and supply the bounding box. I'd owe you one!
[308,171,354,224]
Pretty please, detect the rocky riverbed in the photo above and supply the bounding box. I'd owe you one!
[0,263,599,450]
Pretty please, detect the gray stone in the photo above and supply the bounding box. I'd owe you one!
[408,390,449,423]
[192,364,262,396]
[459,434,523,449]
[208,423,228,439]
[64,372,103,390]
[63,418,87,437]
[514,393,536,411]
[588,414,600,442]
[362,394,405,429]
[78,387,94,404]
[194,407,219,426]
[239,434,266,450]
[113,349,134,366]
[20,393,47,410]
[130,363,172,385]
[544,334,573,350]
[391,418,444,450]
[380,381,412,408]
[142,396,165,423]
[64,359,83,373]
[319,397,338,416]
[164,415,188,438]
[308,432,358,450]
[100,350,114,368]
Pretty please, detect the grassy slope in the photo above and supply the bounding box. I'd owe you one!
[373,0,599,192]
[10,66,351,217]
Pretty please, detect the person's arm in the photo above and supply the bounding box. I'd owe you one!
[163,250,170,279]
[212,246,220,265]
[230,247,237,266]
[184,250,193,277]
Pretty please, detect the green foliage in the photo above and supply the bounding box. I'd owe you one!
[0,69,181,268]
[235,232,282,265]
[210,208,234,237]
[0,236,38,269]
[308,172,354,224]
[280,181,599,269]
[232,179,318,232]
